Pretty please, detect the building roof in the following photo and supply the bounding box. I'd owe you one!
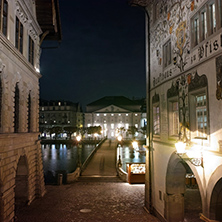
[36,0,62,42]
[40,99,82,111]
[86,96,144,113]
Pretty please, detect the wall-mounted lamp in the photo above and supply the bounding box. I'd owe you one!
[175,141,204,167]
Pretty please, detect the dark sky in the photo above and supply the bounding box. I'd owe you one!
[39,0,146,108]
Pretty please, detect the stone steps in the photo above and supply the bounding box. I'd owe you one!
[77,176,123,183]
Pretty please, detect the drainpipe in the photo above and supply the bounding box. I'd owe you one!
[128,1,152,213]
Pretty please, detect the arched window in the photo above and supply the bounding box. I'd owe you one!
[14,83,19,133]
[27,93,31,132]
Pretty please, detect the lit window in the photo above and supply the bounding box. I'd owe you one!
[104,124,107,129]
[196,94,207,137]
[118,123,122,128]
[126,114,128,116]
[87,124,91,127]
[111,114,114,116]
[97,114,100,116]
[135,124,138,128]
[111,123,114,129]
[135,113,138,116]
[119,114,121,116]
[42,107,44,111]
[58,102,61,106]
[153,105,160,135]
[125,124,129,129]
[163,40,171,68]
[104,114,106,116]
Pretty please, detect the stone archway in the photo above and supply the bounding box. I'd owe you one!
[165,153,202,221]
[15,155,29,213]
[210,177,222,220]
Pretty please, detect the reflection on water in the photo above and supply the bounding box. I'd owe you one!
[117,144,146,172]
[41,143,95,184]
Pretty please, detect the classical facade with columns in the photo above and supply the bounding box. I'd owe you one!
[0,0,61,221]
[130,0,222,221]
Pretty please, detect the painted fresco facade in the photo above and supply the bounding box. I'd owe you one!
[131,0,222,221]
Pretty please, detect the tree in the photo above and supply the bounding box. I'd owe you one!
[86,126,102,136]
[127,126,138,139]
[64,126,78,139]
[49,126,63,139]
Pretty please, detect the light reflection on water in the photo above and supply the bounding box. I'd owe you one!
[117,145,146,172]
[41,143,95,183]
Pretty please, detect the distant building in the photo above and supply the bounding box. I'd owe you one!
[0,0,61,221]
[85,96,146,139]
[39,100,83,138]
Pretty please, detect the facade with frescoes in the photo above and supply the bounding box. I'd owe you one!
[130,0,222,221]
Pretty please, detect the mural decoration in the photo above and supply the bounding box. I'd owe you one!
[150,0,204,74]
[216,55,222,100]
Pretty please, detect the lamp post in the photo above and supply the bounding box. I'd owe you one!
[76,135,82,168]
[117,135,122,167]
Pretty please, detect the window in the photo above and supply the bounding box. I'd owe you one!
[15,17,23,53]
[111,123,114,129]
[192,0,222,47]
[0,0,8,36]
[163,40,171,68]
[125,123,129,129]
[169,101,179,136]
[14,83,19,133]
[209,2,216,34]
[104,114,106,116]
[27,93,31,132]
[29,36,34,65]
[96,114,99,116]
[201,10,207,40]
[126,114,128,116]
[135,124,138,128]
[153,105,160,135]
[196,94,207,137]
[193,16,199,47]
[219,0,222,27]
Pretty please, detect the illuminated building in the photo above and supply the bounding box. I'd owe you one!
[130,0,222,221]
[0,0,61,220]
[85,96,146,139]
[39,100,83,137]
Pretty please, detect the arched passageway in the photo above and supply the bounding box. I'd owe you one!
[15,155,29,213]
[165,154,202,221]
[210,177,222,221]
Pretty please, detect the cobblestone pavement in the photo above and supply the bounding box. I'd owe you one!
[16,179,160,222]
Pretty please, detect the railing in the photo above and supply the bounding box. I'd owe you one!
[81,137,107,172]
[66,137,106,183]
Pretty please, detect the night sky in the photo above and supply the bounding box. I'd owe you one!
[39,0,146,108]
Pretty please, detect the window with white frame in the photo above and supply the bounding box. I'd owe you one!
[163,40,171,68]
[209,1,216,34]
[153,104,160,135]
[189,88,208,139]
[196,94,207,137]
[168,100,179,136]
[201,10,207,41]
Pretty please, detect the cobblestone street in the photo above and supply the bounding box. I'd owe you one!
[16,179,160,222]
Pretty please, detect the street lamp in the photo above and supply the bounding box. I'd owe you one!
[76,135,82,168]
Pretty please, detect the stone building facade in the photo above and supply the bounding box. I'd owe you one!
[0,0,61,221]
[131,0,222,221]
[85,96,146,139]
